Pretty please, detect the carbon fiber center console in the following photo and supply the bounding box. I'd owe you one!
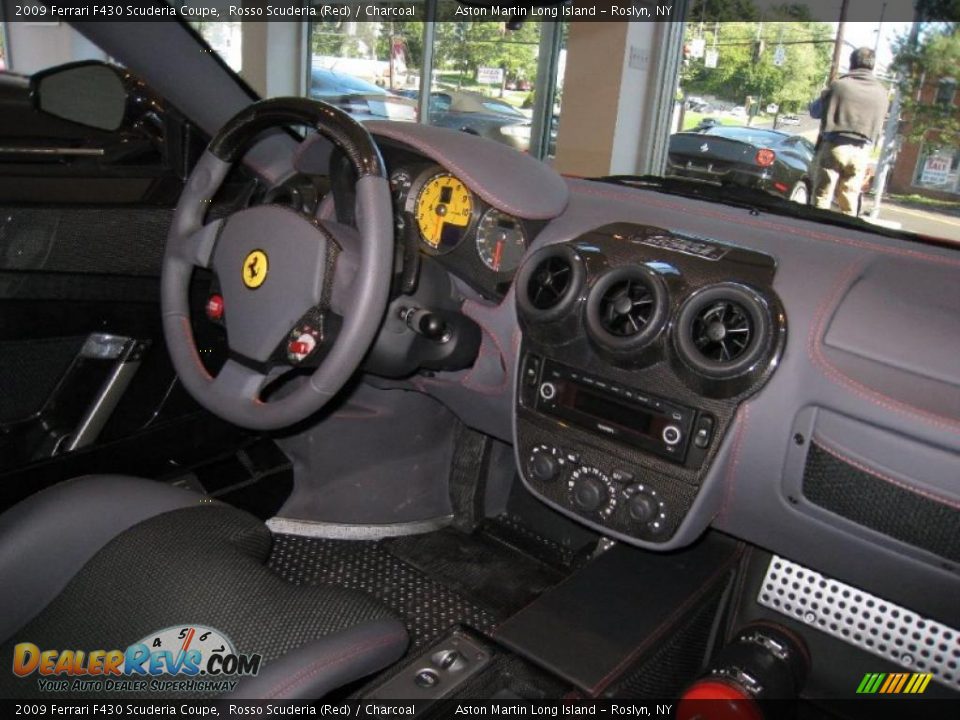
[514,223,785,546]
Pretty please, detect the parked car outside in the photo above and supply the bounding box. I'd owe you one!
[308,67,417,122]
[666,124,815,203]
[398,88,534,151]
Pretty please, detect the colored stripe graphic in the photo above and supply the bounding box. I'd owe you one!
[858,672,932,694]
[892,673,909,693]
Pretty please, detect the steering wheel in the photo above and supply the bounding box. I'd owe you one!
[161,97,393,430]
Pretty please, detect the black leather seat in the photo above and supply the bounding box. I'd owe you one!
[0,476,408,699]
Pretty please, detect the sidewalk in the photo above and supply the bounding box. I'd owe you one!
[866,196,960,242]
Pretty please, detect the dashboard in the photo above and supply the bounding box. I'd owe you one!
[297,121,960,634]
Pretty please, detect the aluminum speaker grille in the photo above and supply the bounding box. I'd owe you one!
[757,555,960,693]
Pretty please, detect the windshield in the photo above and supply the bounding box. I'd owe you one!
[2,0,958,245]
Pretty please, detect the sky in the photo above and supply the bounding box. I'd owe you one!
[841,21,913,73]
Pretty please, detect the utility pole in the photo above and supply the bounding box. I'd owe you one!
[869,86,900,221]
[829,0,850,83]
[874,2,888,56]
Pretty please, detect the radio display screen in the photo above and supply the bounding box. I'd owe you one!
[560,383,653,435]
[557,382,665,439]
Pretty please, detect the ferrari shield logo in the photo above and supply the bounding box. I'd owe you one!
[700,143,710,152]
[242,250,268,289]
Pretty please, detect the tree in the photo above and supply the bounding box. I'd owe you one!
[892,24,960,148]
[432,22,540,90]
[682,21,832,113]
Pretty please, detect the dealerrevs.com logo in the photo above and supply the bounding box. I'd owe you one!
[12,625,261,694]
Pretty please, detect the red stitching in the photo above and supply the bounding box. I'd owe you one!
[805,260,960,432]
[571,182,960,269]
[812,437,960,512]
[370,124,567,219]
[718,404,750,524]
[459,300,511,395]
[262,631,405,699]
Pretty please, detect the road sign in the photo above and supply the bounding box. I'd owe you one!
[773,45,786,67]
[704,49,718,69]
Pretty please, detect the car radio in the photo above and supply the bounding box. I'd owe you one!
[530,358,701,464]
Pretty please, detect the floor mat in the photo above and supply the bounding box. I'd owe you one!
[267,534,498,651]
[384,527,566,617]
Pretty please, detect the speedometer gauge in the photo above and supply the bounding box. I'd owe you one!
[414,173,474,253]
[475,208,526,273]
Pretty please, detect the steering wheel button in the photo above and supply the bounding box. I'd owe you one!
[288,332,318,363]
[205,294,224,321]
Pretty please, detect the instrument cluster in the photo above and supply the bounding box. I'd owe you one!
[389,162,537,299]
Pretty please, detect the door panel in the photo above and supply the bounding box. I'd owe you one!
[0,205,228,470]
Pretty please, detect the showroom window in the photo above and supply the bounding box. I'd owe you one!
[304,1,566,159]
[0,23,7,71]
[189,21,242,72]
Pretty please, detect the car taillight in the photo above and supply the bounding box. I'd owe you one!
[755,148,776,167]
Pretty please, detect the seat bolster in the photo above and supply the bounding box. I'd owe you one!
[0,475,204,643]
[227,618,409,700]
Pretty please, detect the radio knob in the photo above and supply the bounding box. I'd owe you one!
[662,425,682,446]
[569,467,614,515]
[539,381,557,401]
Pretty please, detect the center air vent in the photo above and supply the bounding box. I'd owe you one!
[529,256,573,310]
[675,283,772,379]
[586,266,667,351]
[516,244,585,321]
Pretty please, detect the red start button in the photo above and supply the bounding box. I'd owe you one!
[205,294,224,321]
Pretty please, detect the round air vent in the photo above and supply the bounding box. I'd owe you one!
[585,266,667,351]
[515,244,585,321]
[674,283,772,379]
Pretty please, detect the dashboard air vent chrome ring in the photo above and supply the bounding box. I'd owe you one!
[585,265,667,352]
[515,244,585,322]
[674,283,772,379]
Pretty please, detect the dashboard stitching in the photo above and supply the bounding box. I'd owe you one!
[718,403,750,523]
[460,301,511,395]
[371,126,563,220]
[812,436,960,511]
[807,260,960,433]
[571,183,960,270]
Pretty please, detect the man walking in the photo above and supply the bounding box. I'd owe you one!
[809,47,889,215]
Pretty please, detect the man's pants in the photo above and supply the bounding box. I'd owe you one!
[811,140,870,216]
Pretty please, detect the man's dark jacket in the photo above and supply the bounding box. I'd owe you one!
[811,69,889,144]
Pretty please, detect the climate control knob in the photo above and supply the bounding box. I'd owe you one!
[623,484,668,534]
[527,445,561,482]
[628,493,659,524]
[568,467,616,517]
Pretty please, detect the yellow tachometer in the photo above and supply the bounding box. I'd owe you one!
[414,173,473,253]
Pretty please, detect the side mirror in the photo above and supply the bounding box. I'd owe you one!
[34,62,127,131]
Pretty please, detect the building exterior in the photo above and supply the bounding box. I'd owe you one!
[890,75,960,199]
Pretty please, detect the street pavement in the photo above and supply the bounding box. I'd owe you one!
[867,200,960,243]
